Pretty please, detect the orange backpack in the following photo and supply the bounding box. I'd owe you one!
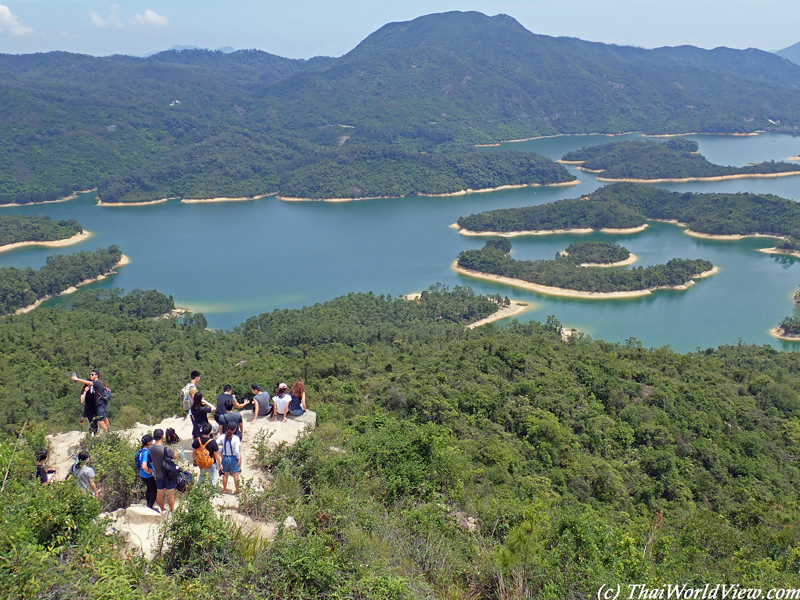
[196,438,214,469]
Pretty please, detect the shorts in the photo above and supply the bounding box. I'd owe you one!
[221,456,241,473]
[96,401,108,420]
[288,408,305,417]
[155,476,177,490]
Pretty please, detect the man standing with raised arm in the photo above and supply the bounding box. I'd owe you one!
[72,370,110,433]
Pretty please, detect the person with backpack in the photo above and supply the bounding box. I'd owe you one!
[72,370,110,433]
[136,434,158,512]
[149,428,176,512]
[191,422,220,487]
[70,450,98,498]
[181,371,201,414]
[217,422,242,495]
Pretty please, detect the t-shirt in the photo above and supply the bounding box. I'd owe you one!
[216,393,234,415]
[219,411,242,434]
[253,391,271,409]
[272,393,291,413]
[217,434,241,459]
[137,448,153,478]
[184,382,197,412]
[191,406,212,427]
[73,464,96,493]
[191,436,220,461]
[149,443,174,480]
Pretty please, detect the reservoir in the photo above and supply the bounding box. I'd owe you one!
[2,133,799,352]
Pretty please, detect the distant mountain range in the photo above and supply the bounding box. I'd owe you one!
[143,45,236,57]
[1,11,800,204]
[776,41,800,65]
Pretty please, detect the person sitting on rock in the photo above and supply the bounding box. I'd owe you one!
[217,422,241,495]
[251,384,272,420]
[35,450,56,485]
[288,380,307,417]
[70,450,98,498]
[271,382,292,422]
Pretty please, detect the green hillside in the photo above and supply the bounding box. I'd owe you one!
[2,12,800,203]
[3,286,800,596]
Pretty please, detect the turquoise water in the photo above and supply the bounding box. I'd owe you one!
[2,133,800,352]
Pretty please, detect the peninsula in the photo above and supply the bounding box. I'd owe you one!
[454,240,715,297]
[560,139,800,182]
[455,184,800,249]
[0,215,85,251]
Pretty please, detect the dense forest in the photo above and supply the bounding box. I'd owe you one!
[0,215,82,246]
[457,182,800,240]
[98,146,575,202]
[559,139,800,180]
[2,12,800,203]
[3,285,800,597]
[559,241,631,265]
[0,245,122,315]
[457,240,713,293]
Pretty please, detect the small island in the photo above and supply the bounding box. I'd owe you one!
[454,240,715,298]
[771,315,800,341]
[455,183,800,249]
[0,215,86,251]
[559,139,800,182]
[557,241,635,267]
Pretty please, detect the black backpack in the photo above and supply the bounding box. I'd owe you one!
[162,453,180,481]
[176,469,193,492]
[96,381,112,402]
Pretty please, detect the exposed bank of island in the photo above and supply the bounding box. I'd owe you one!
[0,245,127,315]
[455,184,800,251]
[559,139,800,182]
[0,215,85,251]
[454,240,715,298]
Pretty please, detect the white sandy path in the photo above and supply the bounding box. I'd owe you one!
[451,261,719,299]
[14,254,130,315]
[0,231,91,253]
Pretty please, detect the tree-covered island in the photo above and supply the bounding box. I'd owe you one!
[455,183,800,247]
[559,139,800,181]
[558,241,632,266]
[0,215,83,248]
[455,240,714,296]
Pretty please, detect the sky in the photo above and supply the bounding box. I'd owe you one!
[0,0,798,58]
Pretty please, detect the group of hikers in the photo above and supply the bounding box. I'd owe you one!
[59,369,309,512]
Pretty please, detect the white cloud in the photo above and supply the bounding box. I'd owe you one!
[89,5,122,29]
[131,9,169,28]
[0,4,33,36]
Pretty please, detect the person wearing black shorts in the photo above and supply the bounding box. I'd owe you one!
[72,370,110,433]
[149,429,176,512]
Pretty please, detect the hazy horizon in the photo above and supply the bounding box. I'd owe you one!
[0,1,798,59]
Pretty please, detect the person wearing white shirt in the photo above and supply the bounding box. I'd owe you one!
[271,382,292,422]
[217,422,241,495]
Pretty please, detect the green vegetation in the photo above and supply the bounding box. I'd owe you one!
[57,288,176,319]
[559,241,631,265]
[0,245,122,314]
[457,240,712,293]
[560,139,800,180]
[777,315,800,336]
[457,182,800,239]
[0,215,82,246]
[3,286,800,596]
[2,12,800,203]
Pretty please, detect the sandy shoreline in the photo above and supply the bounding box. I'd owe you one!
[0,189,96,208]
[467,301,534,328]
[760,248,800,258]
[597,171,800,184]
[580,253,637,268]
[788,156,800,161]
[181,194,276,204]
[278,180,580,202]
[452,223,648,237]
[451,261,718,299]
[98,198,172,207]
[14,254,130,314]
[770,327,800,342]
[684,230,784,241]
[0,230,91,253]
